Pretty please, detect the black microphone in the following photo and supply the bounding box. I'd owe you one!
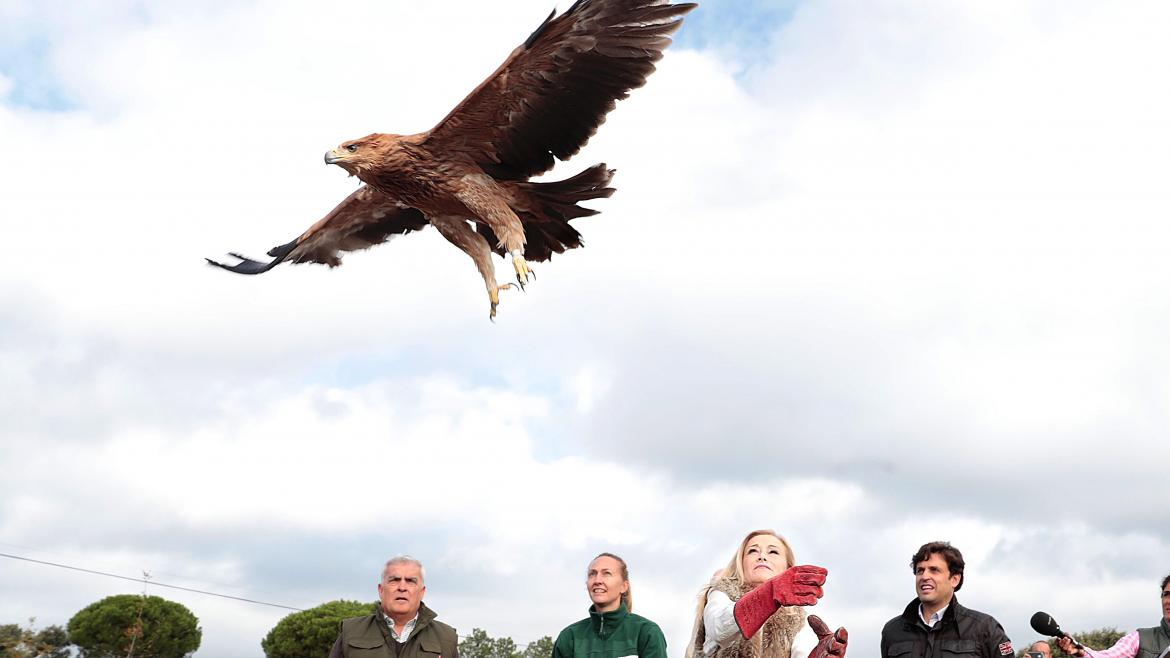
[1030,612,1085,650]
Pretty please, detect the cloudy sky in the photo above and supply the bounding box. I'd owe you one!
[2,0,1169,656]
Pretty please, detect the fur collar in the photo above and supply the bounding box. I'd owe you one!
[692,577,806,658]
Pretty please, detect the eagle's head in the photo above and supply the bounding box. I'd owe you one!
[325,133,391,176]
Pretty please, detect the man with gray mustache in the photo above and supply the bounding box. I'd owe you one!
[330,556,458,658]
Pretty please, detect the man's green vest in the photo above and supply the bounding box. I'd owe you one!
[1136,619,1170,658]
[339,603,458,658]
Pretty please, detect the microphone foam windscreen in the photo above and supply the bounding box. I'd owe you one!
[1030,612,1062,636]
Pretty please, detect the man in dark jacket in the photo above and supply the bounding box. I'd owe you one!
[880,541,1012,658]
[330,555,459,658]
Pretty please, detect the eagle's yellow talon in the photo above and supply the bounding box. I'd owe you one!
[512,254,531,289]
[488,283,518,320]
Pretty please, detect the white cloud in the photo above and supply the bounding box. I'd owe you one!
[565,364,613,414]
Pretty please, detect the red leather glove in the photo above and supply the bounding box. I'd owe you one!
[806,615,847,658]
[733,565,828,639]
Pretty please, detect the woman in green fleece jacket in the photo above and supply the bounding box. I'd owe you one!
[552,552,669,658]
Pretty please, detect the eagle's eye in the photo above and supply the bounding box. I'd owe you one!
[345,144,358,153]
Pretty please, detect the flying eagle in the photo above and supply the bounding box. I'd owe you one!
[207,0,696,319]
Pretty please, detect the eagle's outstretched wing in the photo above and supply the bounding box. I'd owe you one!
[423,0,696,181]
[207,186,428,274]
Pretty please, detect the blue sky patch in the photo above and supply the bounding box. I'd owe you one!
[674,0,800,55]
[0,35,76,111]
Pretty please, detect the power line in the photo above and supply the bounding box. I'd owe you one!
[0,551,303,611]
[1,551,547,648]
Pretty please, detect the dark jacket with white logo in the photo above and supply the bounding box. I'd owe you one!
[880,597,1012,658]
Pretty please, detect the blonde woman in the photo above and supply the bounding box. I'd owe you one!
[689,530,847,658]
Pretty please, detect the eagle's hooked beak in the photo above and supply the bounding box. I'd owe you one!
[324,150,341,165]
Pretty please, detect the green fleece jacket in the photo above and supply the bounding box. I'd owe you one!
[552,604,668,658]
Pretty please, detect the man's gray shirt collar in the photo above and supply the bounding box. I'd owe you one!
[385,612,420,643]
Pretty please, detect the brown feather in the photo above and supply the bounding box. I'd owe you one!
[206,186,427,274]
[425,0,697,180]
[288,186,428,267]
[477,163,616,262]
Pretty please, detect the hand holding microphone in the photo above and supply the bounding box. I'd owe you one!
[1056,637,1086,657]
[1030,612,1086,656]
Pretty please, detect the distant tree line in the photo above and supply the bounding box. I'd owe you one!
[1016,627,1127,658]
[3,594,200,658]
[0,620,70,658]
[458,627,554,658]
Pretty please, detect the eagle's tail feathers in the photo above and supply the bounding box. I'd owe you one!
[497,163,615,262]
[520,163,616,221]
